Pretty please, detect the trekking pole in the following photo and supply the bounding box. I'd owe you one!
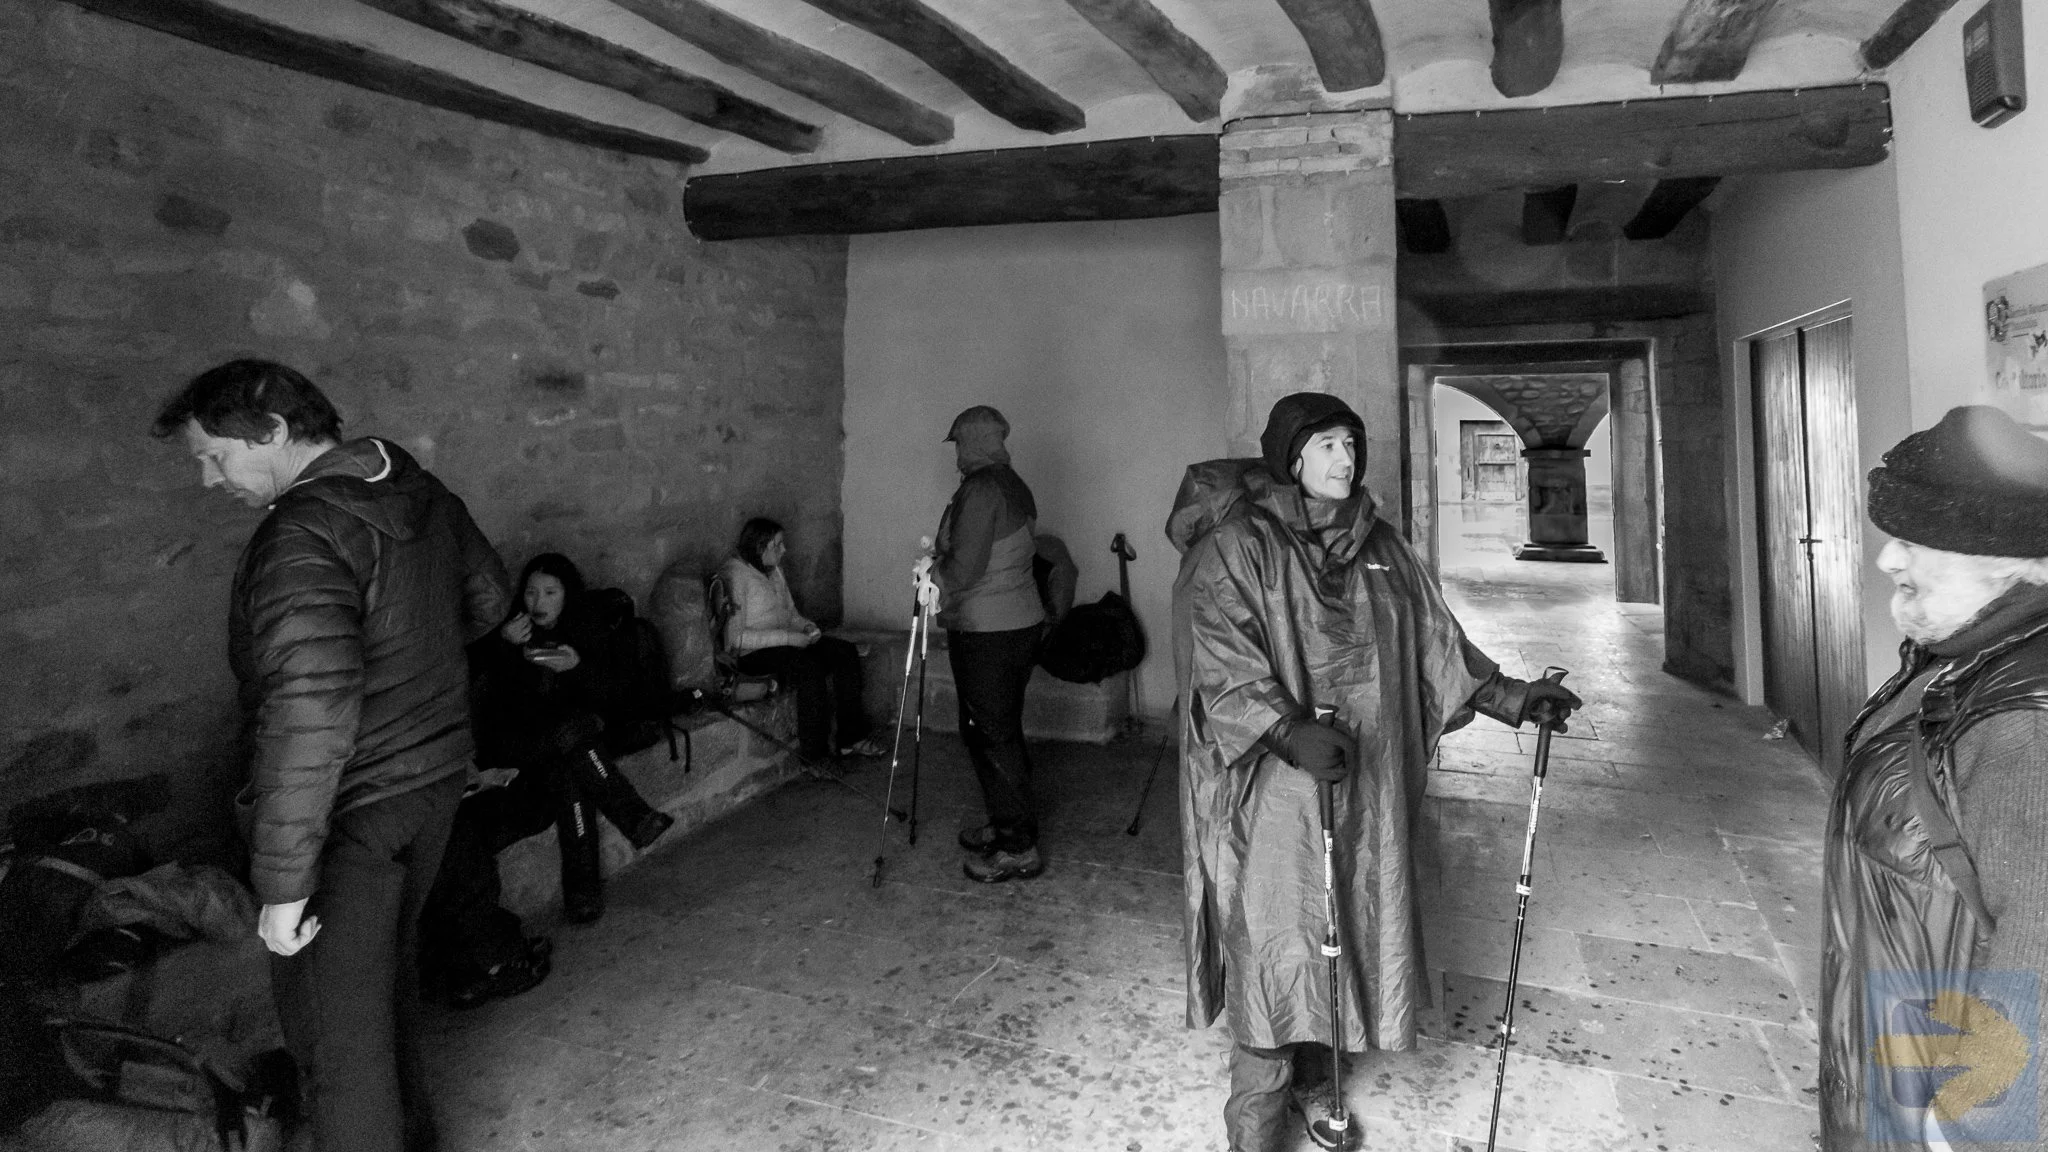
[1111,533,1141,734]
[1485,666,1569,1152]
[873,549,935,886]
[1123,704,1175,836]
[1312,706,1350,1150]
[709,699,904,820]
[908,594,932,846]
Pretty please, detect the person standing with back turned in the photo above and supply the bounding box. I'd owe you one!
[923,405,1048,883]
[1170,392,1580,1151]
[155,359,510,1152]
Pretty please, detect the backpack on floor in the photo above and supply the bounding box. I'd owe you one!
[1038,591,1146,684]
[20,1017,284,1152]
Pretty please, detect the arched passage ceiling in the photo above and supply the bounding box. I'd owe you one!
[70,0,1938,232]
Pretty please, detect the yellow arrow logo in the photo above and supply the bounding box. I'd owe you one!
[1872,989,2033,1124]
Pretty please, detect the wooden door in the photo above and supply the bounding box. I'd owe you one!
[1751,316,1865,775]
[1461,421,1523,502]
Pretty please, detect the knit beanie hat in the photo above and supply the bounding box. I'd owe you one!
[1260,392,1365,485]
[1867,404,2048,556]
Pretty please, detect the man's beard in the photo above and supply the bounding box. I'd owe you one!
[1890,572,2012,643]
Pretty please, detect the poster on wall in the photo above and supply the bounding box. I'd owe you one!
[1984,262,2048,428]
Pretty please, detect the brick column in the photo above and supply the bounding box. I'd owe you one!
[1217,108,1401,523]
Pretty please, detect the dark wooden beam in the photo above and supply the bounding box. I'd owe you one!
[1490,0,1564,98]
[1623,177,1721,239]
[607,0,950,146]
[1271,0,1386,91]
[59,0,707,165]
[798,0,1084,133]
[1404,286,1710,328]
[1395,83,1891,197]
[1396,199,1452,254]
[354,0,817,152]
[1520,184,1577,245]
[1650,0,1783,84]
[684,135,1216,239]
[1404,339,1651,367]
[1062,0,1227,122]
[1861,0,1963,69]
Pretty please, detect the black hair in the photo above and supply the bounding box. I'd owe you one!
[736,517,784,573]
[518,552,587,611]
[151,359,343,444]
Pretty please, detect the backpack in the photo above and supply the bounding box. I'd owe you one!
[583,588,680,757]
[649,561,717,692]
[1038,591,1146,684]
[17,1017,285,1152]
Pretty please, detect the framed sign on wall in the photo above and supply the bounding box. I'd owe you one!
[1984,261,2048,429]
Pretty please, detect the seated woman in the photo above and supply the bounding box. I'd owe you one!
[721,518,886,761]
[471,553,674,924]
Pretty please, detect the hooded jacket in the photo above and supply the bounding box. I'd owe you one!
[935,421,1043,633]
[229,437,510,904]
[1169,449,1527,1051]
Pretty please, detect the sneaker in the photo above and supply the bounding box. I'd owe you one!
[627,810,674,851]
[957,824,1001,856]
[1293,1084,1359,1151]
[838,734,889,758]
[962,845,1044,883]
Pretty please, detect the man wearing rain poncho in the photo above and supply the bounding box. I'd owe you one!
[1170,392,1582,1152]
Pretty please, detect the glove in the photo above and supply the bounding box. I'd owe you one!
[1522,678,1583,732]
[910,554,938,608]
[1260,716,1355,784]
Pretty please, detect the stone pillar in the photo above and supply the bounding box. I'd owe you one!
[1217,108,1401,524]
[1514,448,1605,562]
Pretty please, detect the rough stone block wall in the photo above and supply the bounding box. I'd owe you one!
[0,1,848,858]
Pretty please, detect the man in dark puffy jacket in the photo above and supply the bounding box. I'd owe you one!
[155,359,510,1152]
[1823,405,2048,1151]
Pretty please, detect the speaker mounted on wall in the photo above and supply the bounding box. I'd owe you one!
[1965,0,2026,128]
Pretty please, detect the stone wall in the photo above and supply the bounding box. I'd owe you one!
[0,1,848,858]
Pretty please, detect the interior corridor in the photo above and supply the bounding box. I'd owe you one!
[423,504,1831,1151]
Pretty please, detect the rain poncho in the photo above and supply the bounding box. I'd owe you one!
[1170,458,1525,1050]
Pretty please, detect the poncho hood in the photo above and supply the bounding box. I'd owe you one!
[1166,457,1378,567]
[1258,391,1365,484]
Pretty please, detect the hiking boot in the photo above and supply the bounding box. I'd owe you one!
[957,824,1001,856]
[838,734,889,758]
[962,845,1044,883]
[1293,1084,1360,1151]
[447,936,553,1010]
[627,809,674,851]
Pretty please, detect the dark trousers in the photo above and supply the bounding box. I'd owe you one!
[272,773,463,1152]
[477,711,658,905]
[1225,1042,1338,1152]
[737,637,871,759]
[417,797,530,994]
[948,626,1040,850]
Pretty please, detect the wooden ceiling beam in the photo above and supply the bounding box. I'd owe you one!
[1271,0,1387,91]
[684,135,1215,240]
[1396,199,1453,254]
[1062,0,1227,122]
[799,0,1084,133]
[1622,177,1721,239]
[1404,285,1710,328]
[58,0,707,165]
[1861,0,1963,69]
[354,0,817,152]
[1520,184,1577,245]
[607,0,950,146]
[1395,83,1891,197]
[1650,0,1783,84]
[1490,0,1565,98]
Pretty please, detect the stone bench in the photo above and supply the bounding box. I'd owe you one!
[494,697,799,921]
[841,628,1130,746]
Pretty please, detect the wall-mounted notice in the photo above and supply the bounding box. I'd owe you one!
[1984,261,2048,427]
[1222,269,1386,336]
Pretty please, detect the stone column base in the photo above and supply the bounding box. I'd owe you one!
[1513,542,1607,563]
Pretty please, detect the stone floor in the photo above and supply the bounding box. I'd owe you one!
[424,503,1829,1151]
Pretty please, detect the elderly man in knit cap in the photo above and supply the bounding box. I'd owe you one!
[1168,392,1581,1151]
[1821,404,2048,1151]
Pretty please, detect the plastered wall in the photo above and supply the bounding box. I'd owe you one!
[840,216,1230,720]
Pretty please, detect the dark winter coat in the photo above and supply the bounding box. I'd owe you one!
[229,438,509,905]
[1169,459,1526,1050]
[1821,587,2048,1150]
[936,427,1042,633]
[474,587,661,759]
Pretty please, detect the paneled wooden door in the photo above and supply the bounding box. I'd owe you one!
[1751,314,1865,774]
